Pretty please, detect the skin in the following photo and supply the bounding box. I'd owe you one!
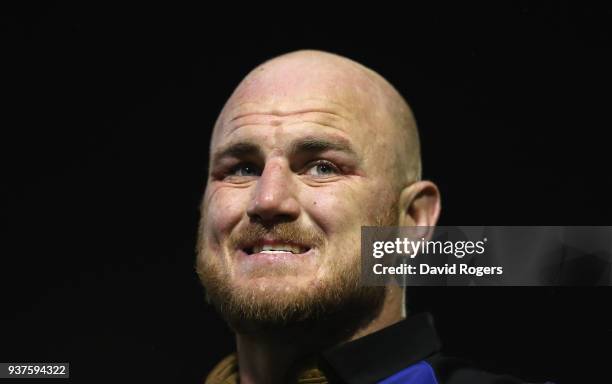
[197,50,441,383]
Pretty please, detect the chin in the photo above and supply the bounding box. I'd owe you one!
[234,274,325,297]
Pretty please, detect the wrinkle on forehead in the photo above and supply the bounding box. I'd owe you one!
[228,98,354,121]
[223,103,352,136]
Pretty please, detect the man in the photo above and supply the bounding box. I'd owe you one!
[196,50,526,384]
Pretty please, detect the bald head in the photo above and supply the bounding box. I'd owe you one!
[212,50,422,187]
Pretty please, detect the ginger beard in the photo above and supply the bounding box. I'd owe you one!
[195,201,398,334]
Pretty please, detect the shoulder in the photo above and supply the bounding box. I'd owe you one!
[424,354,544,384]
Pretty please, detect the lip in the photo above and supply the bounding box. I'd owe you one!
[236,244,315,266]
[240,238,312,256]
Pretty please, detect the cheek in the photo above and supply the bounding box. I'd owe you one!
[203,185,250,236]
[302,184,372,231]
[303,182,397,231]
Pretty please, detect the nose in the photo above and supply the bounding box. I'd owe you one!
[246,159,301,223]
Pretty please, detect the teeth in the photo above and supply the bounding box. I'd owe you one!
[252,244,305,254]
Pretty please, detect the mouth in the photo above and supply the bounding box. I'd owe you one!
[235,238,319,274]
[243,241,311,256]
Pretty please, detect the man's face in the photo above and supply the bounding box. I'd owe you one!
[196,57,401,330]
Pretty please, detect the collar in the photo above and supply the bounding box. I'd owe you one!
[204,312,441,384]
[321,312,442,384]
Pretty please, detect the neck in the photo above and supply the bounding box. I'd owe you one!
[235,285,405,384]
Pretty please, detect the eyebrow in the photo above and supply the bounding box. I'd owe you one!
[211,142,263,164]
[211,136,359,164]
[289,137,357,157]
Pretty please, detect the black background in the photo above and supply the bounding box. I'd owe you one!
[2,3,611,383]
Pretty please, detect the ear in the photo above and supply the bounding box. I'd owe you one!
[398,180,441,228]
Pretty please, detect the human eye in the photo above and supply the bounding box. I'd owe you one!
[224,162,261,180]
[304,160,340,178]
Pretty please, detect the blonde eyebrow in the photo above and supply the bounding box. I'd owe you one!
[289,137,357,157]
[211,142,262,164]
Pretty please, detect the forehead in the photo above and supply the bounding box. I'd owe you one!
[212,77,385,149]
[209,54,400,165]
[214,102,379,160]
